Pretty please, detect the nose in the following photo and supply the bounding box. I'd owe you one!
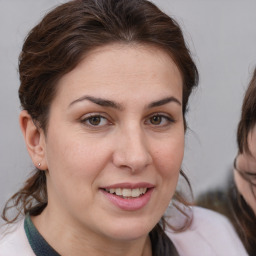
[112,126,152,172]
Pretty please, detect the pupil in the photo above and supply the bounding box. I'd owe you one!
[151,116,161,125]
[90,116,101,125]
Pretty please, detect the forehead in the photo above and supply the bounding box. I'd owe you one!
[53,43,183,106]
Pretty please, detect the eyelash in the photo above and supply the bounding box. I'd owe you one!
[80,113,111,127]
[145,113,174,127]
[80,113,174,129]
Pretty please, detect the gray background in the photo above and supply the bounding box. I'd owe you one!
[1,0,256,219]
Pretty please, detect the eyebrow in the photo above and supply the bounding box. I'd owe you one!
[147,96,181,108]
[69,95,123,110]
[69,95,181,110]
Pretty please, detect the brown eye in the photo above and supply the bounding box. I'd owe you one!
[150,115,162,125]
[88,116,101,126]
[81,114,108,127]
[146,114,174,127]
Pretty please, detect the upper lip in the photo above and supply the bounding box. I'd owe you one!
[102,182,155,189]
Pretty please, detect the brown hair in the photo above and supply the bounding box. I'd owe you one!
[2,0,198,254]
[237,68,256,154]
[234,68,256,255]
[196,173,256,256]
[229,183,256,256]
[197,70,256,255]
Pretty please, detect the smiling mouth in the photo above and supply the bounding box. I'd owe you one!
[103,188,148,199]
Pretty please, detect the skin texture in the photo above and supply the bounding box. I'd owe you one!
[234,126,256,215]
[20,44,184,256]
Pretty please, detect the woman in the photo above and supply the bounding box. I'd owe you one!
[0,0,247,255]
[197,68,256,255]
[232,68,256,255]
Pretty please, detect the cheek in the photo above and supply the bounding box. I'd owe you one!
[152,135,184,211]
[45,130,111,186]
[234,171,245,196]
[154,134,184,178]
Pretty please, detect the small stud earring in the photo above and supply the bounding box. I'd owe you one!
[38,163,41,167]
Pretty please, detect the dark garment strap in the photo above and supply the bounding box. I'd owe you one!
[24,214,61,256]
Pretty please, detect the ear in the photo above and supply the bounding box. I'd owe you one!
[19,110,48,170]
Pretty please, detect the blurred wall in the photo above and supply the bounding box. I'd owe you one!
[1,0,256,218]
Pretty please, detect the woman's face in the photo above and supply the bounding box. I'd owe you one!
[41,44,184,241]
[234,126,256,215]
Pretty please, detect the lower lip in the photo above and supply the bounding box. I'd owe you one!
[101,188,154,211]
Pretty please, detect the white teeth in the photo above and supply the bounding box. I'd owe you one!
[110,188,115,194]
[140,188,147,194]
[131,188,140,197]
[115,188,122,196]
[105,188,148,198]
[123,188,131,197]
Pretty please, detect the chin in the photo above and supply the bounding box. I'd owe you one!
[103,219,155,241]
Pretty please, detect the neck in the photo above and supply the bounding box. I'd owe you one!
[32,208,152,256]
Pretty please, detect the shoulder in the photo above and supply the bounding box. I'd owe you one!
[0,219,35,256]
[190,206,233,228]
[166,206,248,256]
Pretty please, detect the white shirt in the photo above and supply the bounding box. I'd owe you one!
[168,207,248,256]
[0,219,34,256]
[0,207,248,256]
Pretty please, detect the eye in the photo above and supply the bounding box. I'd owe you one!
[146,114,174,127]
[81,114,109,127]
[150,115,163,125]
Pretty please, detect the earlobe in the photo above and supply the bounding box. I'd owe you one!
[19,110,47,170]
